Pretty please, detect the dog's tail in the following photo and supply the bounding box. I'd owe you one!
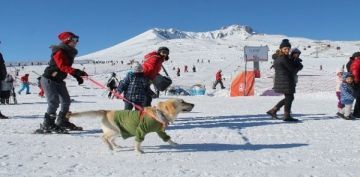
[69,110,108,119]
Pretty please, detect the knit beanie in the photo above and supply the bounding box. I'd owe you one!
[279,39,291,49]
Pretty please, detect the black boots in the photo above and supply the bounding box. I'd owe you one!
[266,107,279,119]
[0,111,8,119]
[283,112,299,122]
[34,113,68,134]
[337,112,355,120]
[56,111,83,131]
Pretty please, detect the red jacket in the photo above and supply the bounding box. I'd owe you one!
[216,71,222,81]
[351,58,360,82]
[142,51,164,80]
[20,75,29,83]
[53,50,76,75]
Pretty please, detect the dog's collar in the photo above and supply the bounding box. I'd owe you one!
[139,108,169,128]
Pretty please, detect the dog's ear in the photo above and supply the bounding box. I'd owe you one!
[159,101,176,117]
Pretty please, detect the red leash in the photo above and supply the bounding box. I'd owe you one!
[84,76,144,111]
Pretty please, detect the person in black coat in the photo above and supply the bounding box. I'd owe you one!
[266,39,303,121]
[0,51,8,119]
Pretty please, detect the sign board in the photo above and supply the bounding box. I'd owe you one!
[244,46,269,62]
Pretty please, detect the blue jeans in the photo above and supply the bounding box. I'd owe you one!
[18,83,30,94]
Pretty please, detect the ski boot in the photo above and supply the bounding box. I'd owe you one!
[56,111,83,131]
[34,113,68,134]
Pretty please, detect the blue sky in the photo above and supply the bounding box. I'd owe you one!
[0,0,359,62]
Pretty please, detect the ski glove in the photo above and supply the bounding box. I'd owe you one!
[76,77,84,85]
[72,69,87,85]
[73,69,88,78]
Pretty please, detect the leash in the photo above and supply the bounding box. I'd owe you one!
[84,77,144,111]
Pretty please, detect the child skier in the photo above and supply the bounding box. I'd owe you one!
[117,62,151,110]
[337,72,355,120]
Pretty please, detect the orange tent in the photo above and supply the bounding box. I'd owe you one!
[230,71,255,96]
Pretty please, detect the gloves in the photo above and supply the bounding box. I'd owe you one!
[73,69,88,78]
[72,69,88,85]
[76,77,84,85]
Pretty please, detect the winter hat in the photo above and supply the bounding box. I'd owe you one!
[350,52,360,59]
[290,48,301,55]
[58,32,79,44]
[342,72,353,80]
[132,62,143,73]
[157,46,170,54]
[111,72,116,77]
[279,39,291,49]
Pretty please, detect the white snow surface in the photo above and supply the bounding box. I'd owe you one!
[1,25,360,177]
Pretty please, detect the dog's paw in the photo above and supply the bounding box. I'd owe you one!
[135,141,144,154]
[135,149,145,154]
[167,139,178,147]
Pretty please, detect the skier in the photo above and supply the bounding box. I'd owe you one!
[176,67,180,77]
[35,32,88,134]
[184,65,188,72]
[18,74,30,94]
[117,62,151,110]
[106,72,118,99]
[212,70,225,89]
[192,65,196,72]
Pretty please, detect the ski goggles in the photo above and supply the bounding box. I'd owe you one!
[70,36,79,43]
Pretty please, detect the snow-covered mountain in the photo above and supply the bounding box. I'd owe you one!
[78,24,360,62]
[152,25,254,40]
